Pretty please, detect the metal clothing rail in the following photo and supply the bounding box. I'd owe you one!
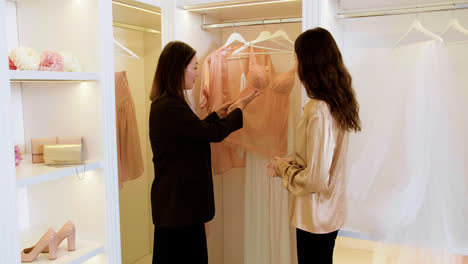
[202,17,302,30]
[113,22,161,35]
[337,3,468,19]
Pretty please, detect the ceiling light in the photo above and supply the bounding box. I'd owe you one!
[184,0,296,12]
[112,1,161,16]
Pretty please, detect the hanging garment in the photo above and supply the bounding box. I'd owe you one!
[243,152,292,264]
[115,71,145,189]
[200,45,274,175]
[225,46,296,158]
[344,39,468,263]
[275,99,349,234]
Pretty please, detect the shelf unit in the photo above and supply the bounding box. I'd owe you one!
[19,240,105,264]
[16,156,103,189]
[1,0,121,263]
[9,71,100,82]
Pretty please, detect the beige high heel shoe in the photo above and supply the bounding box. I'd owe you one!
[21,228,58,262]
[42,220,76,253]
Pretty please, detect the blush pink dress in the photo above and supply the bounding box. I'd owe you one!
[115,71,145,189]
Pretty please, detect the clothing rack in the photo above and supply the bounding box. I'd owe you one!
[201,16,302,30]
[113,22,161,35]
[338,3,468,19]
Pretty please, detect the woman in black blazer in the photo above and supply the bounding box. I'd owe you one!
[149,41,260,264]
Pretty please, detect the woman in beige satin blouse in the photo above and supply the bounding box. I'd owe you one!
[267,28,361,264]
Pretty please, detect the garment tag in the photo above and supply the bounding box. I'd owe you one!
[240,73,247,91]
[236,146,245,160]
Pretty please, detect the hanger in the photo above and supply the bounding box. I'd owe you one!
[231,29,294,56]
[393,18,443,49]
[269,30,294,48]
[114,39,140,59]
[223,25,247,48]
[441,18,468,45]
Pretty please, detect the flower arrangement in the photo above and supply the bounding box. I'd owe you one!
[15,145,22,166]
[8,47,82,72]
[9,57,16,70]
[9,47,40,71]
[60,52,82,72]
[38,50,64,71]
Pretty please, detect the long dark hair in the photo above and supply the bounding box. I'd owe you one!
[295,28,361,132]
[150,41,196,102]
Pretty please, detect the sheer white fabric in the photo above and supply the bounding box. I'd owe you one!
[345,40,468,263]
[243,152,291,264]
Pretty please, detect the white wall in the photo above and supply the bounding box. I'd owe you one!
[15,0,100,72]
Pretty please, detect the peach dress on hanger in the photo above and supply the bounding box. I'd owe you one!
[115,71,144,189]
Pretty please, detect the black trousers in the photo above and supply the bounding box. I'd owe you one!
[296,228,339,264]
[152,223,208,264]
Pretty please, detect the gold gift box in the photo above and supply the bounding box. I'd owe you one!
[43,144,83,165]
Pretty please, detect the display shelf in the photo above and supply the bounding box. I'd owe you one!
[9,71,99,82]
[20,240,105,264]
[16,156,103,188]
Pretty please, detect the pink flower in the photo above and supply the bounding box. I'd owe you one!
[9,57,17,70]
[14,145,22,166]
[39,50,64,71]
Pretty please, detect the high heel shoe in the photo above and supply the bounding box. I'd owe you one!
[42,220,76,253]
[21,228,58,262]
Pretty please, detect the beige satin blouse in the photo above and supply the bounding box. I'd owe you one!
[275,99,349,234]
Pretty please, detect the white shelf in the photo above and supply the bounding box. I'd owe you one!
[9,71,99,82]
[20,240,105,264]
[16,156,103,188]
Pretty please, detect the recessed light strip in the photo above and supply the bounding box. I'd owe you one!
[112,1,161,16]
[185,0,296,12]
[337,2,468,18]
[113,22,161,35]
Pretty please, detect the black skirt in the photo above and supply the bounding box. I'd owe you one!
[152,223,208,264]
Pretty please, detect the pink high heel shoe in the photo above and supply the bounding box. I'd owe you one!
[21,228,58,262]
[42,220,76,253]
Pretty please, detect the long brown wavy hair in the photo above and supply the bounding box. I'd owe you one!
[150,41,196,103]
[295,28,361,132]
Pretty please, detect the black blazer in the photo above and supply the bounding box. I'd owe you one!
[149,95,243,227]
